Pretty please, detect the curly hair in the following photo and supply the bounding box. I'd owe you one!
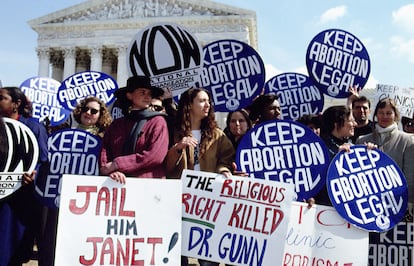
[174,87,217,157]
[72,96,112,134]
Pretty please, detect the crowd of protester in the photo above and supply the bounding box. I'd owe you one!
[1,77,413,266]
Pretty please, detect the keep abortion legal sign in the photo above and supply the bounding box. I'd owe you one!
[37,129,102,208]
[57,71,118,110]
[199,39,265,112]
[306,28,371,98]
[20,76,71,126]
[235,120,330,201]
[327,145,408,232]
[264,72,324,120]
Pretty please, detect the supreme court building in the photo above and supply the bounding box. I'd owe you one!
[28,0,258,88]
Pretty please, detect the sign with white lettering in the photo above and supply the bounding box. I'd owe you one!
[283,202,369,266]
[0,118,39,199]
[127,22,203,97]
[38,129,101,208]
[327,145,408,232]
[236,120,329,201]
[20,76,71,126]
[264,73,324,120]
[306,29,371,98]
[368,220,413,265]
[199,39,265,112]
[181,169,294,265]
[55,175,181,265]
[57,71,117,110]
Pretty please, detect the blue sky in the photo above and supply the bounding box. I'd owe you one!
[1,0,413,89]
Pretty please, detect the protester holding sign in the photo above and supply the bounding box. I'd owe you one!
[72,96,112,138]
[100,76,169,183]
[356,98,414,209]
[0,86,49,265]
[165,87,235,266]
[315,105,357,206]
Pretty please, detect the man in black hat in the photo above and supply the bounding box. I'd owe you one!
[100,75,169,183]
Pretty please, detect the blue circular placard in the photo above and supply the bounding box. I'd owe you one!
[327,145,408,232]
[57,71,118,111]
[20,76,71,126]
[235,120,329,201]
[305,29,370,98]
[264,72,324,120]
[127,22,204,98]
[37,128,102,208]
[199,39,265,112]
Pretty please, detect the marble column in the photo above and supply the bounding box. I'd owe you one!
[90,46,103,72]
[63,47,76,80]
[116,45,128,87]
[36,47,50,78]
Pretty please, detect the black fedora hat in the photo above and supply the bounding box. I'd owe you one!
[115,76,164,98]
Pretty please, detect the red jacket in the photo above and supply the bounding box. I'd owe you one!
[100,115,168,178]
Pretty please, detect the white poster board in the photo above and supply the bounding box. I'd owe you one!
[375,84,414,118]
[181,169,295,265]
[55,175,182,265]
[283,202,369,265]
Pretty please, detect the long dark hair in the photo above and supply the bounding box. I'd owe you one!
[2,86,31,118]
[174,87,217,156]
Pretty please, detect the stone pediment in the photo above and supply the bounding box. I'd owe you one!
[28,0,255,26]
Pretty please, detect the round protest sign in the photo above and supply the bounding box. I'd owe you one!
[235,120,330,201]
[0,118,39,199]
[199,39,265,112]
[57,71,118,110]
[264,72,324,120]
[127,22,203,98]
[306,29,371,98]
[20,76,71,126]
[37,128,101,208]
[327,145,408,232]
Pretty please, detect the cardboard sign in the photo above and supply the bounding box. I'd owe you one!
[264,72,324,120]
[375,84,414,118]
[37,129,101,208]
[306,29,371,98]
[55,175,182,266]
[283,202,369,266]
[57,71,118,110]
[20,76,71,126]
[127,22,203,98]
[199,39,265,112]
[181,169,295,265]
[0,118,39,199]
[235,120,330,201]
[327,145,408,232]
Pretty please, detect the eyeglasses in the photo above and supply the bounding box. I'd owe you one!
[149,104,164,112]
[81,106,99,115]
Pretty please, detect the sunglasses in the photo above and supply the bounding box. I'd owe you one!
[81,106,100,115]
[149,104,164,112]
